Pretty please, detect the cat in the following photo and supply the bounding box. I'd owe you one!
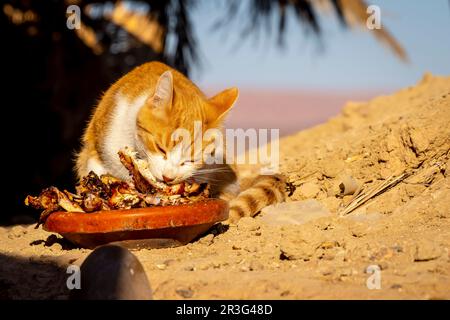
[75,61,285,223]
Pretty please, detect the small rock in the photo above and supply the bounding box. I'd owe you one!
[244,244,258,253]
[237,217,260,232]
[249,260,264,271]
[321,250,337,260]
[379,261,389,270]
[176,288,194,298]
[183,265,195,271]
[334,249,347,262]
[155,264,167,270]
[414,241,442,262]
[70,245,152,300]
[197,234,214,245]
[8,225,27,238]
[319,267,334,276]
[321,197,341,213]
[319,240,339,249]
[49,243,63,252]
[322,162,345,178]
[280,290,291,297]
[349,223,368,238]
[239,265,250,272]
[339,268,353,277]
[198,262,213,270]
[337,175,360,196]
[280,241,314,261]
[298,182,321,198]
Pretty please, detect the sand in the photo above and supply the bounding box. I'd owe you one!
[1,74,449,299]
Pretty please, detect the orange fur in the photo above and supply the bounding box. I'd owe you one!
[75,61,285,224]
[76,61,237,179]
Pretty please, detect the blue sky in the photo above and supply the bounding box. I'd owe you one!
[190,0,450,91]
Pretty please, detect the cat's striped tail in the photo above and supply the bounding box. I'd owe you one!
[226,174,287,224]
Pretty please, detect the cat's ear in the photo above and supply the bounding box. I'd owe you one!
[147,71,173,119]
[207,87,239,124]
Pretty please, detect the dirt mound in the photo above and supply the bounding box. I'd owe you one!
[1,74,449,299]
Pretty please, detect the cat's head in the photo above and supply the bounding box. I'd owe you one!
[136,70,238,184]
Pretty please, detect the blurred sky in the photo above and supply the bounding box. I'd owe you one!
[190,0,450,91]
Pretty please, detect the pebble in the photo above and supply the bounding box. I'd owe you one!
[243,244,258,253]
[176,288,194,298]
[155,264,167,270]
[249,260,264,271]
[319,267,334,276]
[349,223,368,238]
[280,242,314,261]
[237,217,260,232]
[298,182,321,198]
[183,265,195,271]
[321,197,341,213]
[321,162,345,178]
[197,234,214,246]
[337,175,360,196]
[414,241,442,262]
[49,243,63,252]
[70,245,152,300]
[8,225,28,239]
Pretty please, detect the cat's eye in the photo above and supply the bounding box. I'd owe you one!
[182,160,194,166]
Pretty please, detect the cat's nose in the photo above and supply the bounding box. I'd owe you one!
[162,175,174,183]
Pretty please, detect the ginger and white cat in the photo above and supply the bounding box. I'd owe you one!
[75,61,285,223]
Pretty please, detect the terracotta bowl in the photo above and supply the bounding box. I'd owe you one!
[43,199,228,249]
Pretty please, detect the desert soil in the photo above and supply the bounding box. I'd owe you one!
[1,74,449,299]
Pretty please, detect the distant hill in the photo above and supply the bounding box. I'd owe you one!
[210,89,388,136]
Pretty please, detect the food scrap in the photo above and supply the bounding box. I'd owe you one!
[25,147,210,227]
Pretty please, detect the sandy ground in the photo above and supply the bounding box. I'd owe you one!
[1,74,449,299]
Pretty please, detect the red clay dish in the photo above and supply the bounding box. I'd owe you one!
[43,199,229,249]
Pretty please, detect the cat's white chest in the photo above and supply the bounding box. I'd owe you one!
[100,93,148,180]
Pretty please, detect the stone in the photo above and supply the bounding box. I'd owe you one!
[197,234,214,245]
[8,225,27,238]
[298,182,321,198]
[280,240,314,261]
[70,245,152,300]
[349,223,368,238]
[337,174,360,196]
[321,196,341,213]
[249,260,264,271]
[176,287,194,298]
[155,264,167,270]
[237,217,260,231]
[260,200,331,226]
[414,241,442,262]
[321,161,345,178]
